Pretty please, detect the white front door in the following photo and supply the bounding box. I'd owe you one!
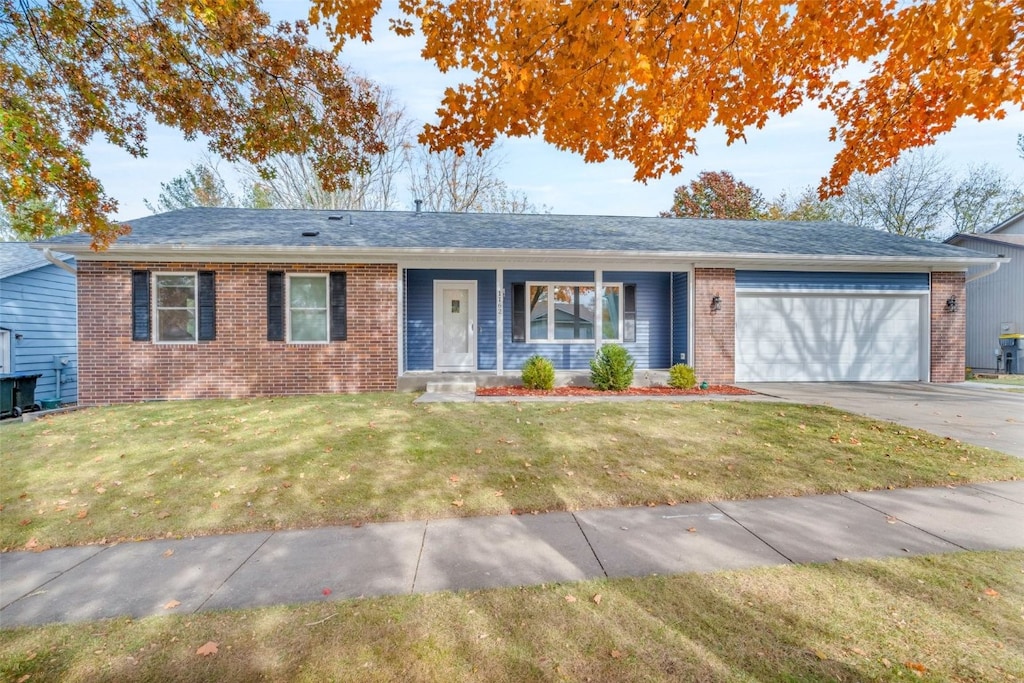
[434,281,477,371]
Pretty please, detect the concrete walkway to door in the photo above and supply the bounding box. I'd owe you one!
[741,382,1024,457]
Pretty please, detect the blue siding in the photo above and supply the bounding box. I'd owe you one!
[672,272,689,365]
[0,260,78,403]
[404,269,497,371]
[503,270,672,370]
[736,271,930,291]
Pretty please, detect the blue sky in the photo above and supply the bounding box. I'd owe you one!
[85,2,1024,221]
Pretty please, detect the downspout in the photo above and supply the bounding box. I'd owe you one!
[42,249,75,403]
[43,248,77,275]
[965,259,1002,283]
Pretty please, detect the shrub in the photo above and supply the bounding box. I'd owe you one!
[590,344,635,391]
[521,354,555,390]
[668,363,697,389]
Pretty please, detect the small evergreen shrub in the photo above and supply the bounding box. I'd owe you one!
[521,354,555,390]
[668,363,697,389]
[590,344,635,391]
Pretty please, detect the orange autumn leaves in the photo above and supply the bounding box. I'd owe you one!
[312,0,1023,197]
[2,0,381,249]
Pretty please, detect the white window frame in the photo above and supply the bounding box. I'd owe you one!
[153,272,198,344]
[526,281,623,343]
[0,328,11,374]
[286,273,330,344]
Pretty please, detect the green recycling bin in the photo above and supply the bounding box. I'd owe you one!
[0,373,42,418]
[0,375,16,417]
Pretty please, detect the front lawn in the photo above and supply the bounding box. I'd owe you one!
[1,550,1021,682]
[2,393,1022,550]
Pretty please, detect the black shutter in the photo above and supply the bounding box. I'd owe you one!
[198,271,216,341]
[329,271,347,341]
[511,282,526,342]
[267,271,284,341]
[131,270,151,341]
[623,283,637,343]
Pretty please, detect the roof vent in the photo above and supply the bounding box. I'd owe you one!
[302,230,319,237]
[414,199,423,214]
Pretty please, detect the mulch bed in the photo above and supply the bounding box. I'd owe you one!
[476,385,756,397]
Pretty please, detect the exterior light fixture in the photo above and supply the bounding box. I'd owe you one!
[946,296,958,313]
[711,294,722,312]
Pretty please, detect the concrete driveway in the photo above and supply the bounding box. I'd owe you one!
[741,382,1024,457]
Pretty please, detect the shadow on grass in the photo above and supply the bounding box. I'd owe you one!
[2,552,1021,682]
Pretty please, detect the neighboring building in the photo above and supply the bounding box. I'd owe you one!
[40,208,999,405]
[946,210,1024,372]
[0,242,78,404]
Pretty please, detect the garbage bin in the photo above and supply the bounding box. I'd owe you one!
[0,375,17,418]
[0,373,43,418]
[1000,333,1024,374]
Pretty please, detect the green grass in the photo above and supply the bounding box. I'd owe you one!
[2,393,1022,551]
[971,376,1024,387]
[1,550,1021,682]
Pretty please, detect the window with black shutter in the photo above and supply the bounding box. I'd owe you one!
[511,282,526,342]
[267,271,285,341]
[198,271,216,341]
[329,272,347,341]
[131,270,151,341]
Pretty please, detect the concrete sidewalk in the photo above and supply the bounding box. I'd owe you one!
[2,481,1022,628]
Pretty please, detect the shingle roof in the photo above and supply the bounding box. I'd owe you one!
[0,242,72,279]
[40,207,993,261]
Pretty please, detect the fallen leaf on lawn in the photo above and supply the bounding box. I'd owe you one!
[163,600,181,610]
[494,491,504,497]
[16,674,30,683]
[983,588,1000,597]
[829,434,841,444]
[281,482,292,488]
[157,511,171,519]
[591,594,602,605]
[196,641,218,657]
[24,537,39,550]
[451,499,464,507]
[905,661,928,674]
[449,475,460,483]
[76,510,88,520]
[798,424,807,430]
[163,549,174,558]
[814,650,828,660]
[610,650,623,659]
[851,647,866,656]
[849,437,861,445]
[474,448,483,454]
[564,595,577,603]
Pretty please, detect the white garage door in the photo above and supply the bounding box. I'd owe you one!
[735,293,925,382]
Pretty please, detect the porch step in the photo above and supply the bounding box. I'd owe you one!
[425,381,478,394]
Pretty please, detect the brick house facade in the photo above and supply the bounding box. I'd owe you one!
[41,208,999,404]
[77,261,398,404]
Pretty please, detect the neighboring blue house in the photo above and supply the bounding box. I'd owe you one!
[946,210,1024,372]
[0,242,78,405]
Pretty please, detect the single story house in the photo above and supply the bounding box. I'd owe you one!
[39,208,1000,405]
[945,209,1024,372]
[0,242,78,404]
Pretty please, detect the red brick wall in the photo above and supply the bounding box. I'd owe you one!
[77,261,398,405]
[693,268,735,384]
[930,271,966,383]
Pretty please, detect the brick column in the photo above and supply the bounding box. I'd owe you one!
[930,271,966,383]
[693,268,735,384]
